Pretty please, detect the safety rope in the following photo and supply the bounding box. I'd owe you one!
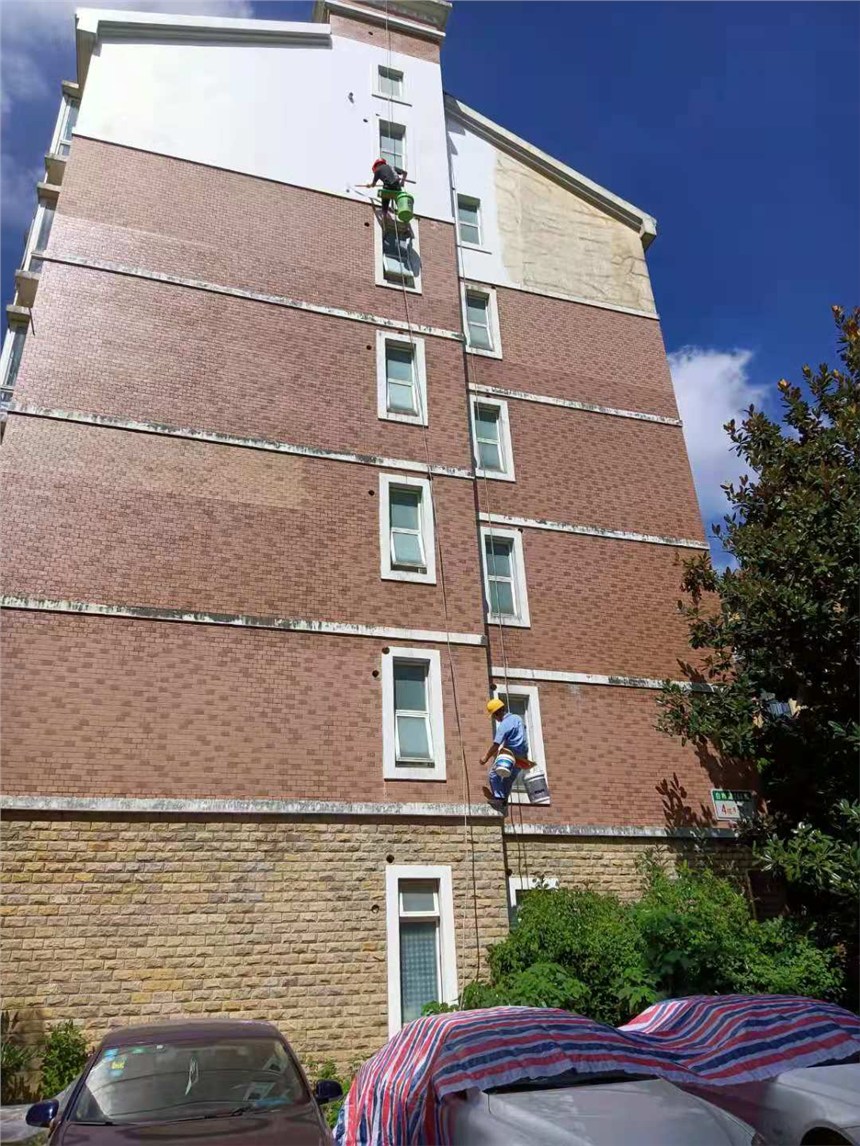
[381,0,483,991]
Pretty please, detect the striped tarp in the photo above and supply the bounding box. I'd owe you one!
[334,997,860,1146]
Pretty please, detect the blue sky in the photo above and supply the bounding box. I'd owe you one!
[2,0,858,556]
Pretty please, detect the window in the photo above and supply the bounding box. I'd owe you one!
[377,65,405,101]
[508,875,559,924]
[53,96,79,158]
[0,328,26,409]
[457,196,481,247]
[481,527,530,626]
[376,331,427,425]
[375,220,421,293]
[379,120,406,170]
[495,685,547,804]
[462,284,502,358]
[381,647,446,780]
[379,474,436,584]
[386,865,457,1034]
[471,398,515,481]
[26,204,55,274]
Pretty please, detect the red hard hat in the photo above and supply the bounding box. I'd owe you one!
[372,158,386,170]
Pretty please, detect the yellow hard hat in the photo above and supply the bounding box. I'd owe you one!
[486,698,505,716]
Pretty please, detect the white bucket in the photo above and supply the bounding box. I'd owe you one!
[525,771,551,805]
[493,750,515,778]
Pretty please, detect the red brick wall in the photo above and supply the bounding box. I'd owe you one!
[1,418,485,635]
[474,400,705,540]
[15,263,472,472]
[55,139,461,331]
[485,529,702,679]
[329,12,441,62]
[468,287,681,420]
[0,611,489,805]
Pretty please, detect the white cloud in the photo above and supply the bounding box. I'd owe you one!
[1,151,43,232]
[668,346,766,537]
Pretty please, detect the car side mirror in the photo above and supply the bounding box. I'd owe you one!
[26,1099,59,1128]
[313,1079,343,1105]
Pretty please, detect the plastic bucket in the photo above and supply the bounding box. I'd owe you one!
[493,749,516,779]
[395,191,414,223]
[524,771,551,805]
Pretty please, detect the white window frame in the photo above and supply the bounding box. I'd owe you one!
[379,473,436,584]
[377,118,408,172]
[49,94,79,158]
[508,874,559,924]
[376,330,428,426]
[22,201,55,273]
[386,865,457,1035]
[495,684,548,804]
[0,327,26,408]
[381,647,446,781]
[470,397,515,482]
[461,282,502,359]
[374,218,422,294]
[456,195,483,249]
[480,526,530,627]
[373,63,410,106]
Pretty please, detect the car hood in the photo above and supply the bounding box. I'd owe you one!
[55,1105,329,1145]
[774,1063,860,1107]
[485,1078,752,1146]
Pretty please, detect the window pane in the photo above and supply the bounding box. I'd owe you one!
[458,200,479,227]
[34,206,55,254]
[478,440,502,471]
[386,346,414,383]
[396,714,431,759]
[390,488,421,530]
[379,122,405,168]
[504,694,529,720]
[489,579,515,616]
[485,538,512,577]
[3,331,26,392]
[383,233,413,280]
[394,661,427,712]
[400,881,438,914]
[474,405,499,439]
[388,380,417,414]
[379,67,404,99]
[466,295,492,349]
[400,920,439,1023]
[392,531,424,567]
[460,222,480,245]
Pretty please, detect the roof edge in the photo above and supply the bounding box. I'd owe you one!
[445,94,658,248]
[313,0,447,42]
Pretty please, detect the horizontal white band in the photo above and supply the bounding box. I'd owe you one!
[504,822,736,840]
[491,665,711,691]
[480,512,708,551]
[9,404,473,480]
[468,383,681,427]
[0,596,485,646]
[2,794,495,819]
[44,254,464,342]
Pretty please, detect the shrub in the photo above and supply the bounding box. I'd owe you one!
[304,1056,362,1130]
[1,1011,37,1104]
[40,1021,89,1099]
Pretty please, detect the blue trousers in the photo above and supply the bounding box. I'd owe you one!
[488,758,518,801]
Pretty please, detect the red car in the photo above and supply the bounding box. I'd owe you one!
[25,1019,342,1144]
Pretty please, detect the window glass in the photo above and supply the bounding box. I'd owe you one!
[379,121,405,169]
[28,206,55,273]
[386,345,417,414]
[400,881,438,914]
[383,232,414,284]
[393,661,432,761]
[378,66,404,99]
[457,197,481,245]
[485,536,515,616]
[58,100,79,156]
[400,920,439,1022]
[390,487,425,569]
[2,330,26,405]
[466,293,492,350]
[475,404,502,471]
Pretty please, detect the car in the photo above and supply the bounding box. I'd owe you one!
[25,1019,342,1144]
[684,1062,860,1146]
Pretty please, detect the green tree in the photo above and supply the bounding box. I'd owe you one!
[40,1021,89,1099]
[657,306,859,967]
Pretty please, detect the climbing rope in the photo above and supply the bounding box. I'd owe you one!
[381,0,483,990]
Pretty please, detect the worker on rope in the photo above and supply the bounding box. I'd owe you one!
[358,158,409,219]
[481,697,535,807]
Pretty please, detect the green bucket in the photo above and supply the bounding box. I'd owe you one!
[395,190,414,223]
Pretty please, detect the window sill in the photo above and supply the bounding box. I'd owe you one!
[382,568,438,585]
[475,467,516,483]
[459,242,493,255]
[373,92,412,108]
[466,345,503,361]
[44,153,66,187]
[14,270,39,310]
[377,278,422,296]
[379,411,428,427]
[487,613,530,629]
[384,768,446,782]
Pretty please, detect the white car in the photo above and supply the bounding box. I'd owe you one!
[686,1063,860,1146]
[444,1068,764,1145]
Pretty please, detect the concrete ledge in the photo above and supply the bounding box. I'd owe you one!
[1,794,498,819]
[468,383,681,427]
[0,596,486,646]
[491,665,712,691]
[504,822,738,840]
[480,511,708,551]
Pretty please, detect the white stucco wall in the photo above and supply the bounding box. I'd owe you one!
[76,26,453,221]
[447,114,657,315]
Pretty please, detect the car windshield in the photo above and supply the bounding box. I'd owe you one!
[487,1069,653,1094]
[70,1037,309,1125]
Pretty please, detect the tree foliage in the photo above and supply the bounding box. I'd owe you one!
[657,306,860,949]
[433,867,842,1026]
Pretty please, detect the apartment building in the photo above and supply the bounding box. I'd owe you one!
[0,0,746,1064]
